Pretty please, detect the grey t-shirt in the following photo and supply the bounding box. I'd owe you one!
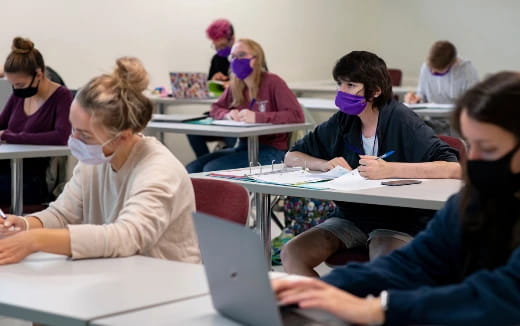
[416,58,479,104]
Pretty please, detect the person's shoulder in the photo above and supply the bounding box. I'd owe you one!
[454,58,478,73]
[53,86,73,100]
[262,72,288,86]
[381,100,418,121]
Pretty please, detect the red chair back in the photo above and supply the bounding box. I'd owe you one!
[191,178,249,225]
[388,68,402,87]
[438,135,467,163]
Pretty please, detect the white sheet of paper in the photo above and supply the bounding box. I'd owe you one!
[251,170,327,185]
[306,169,384,191]
[404,103,455,109]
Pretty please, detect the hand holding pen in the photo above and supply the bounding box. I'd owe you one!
[358,151,395,179]
[0,208,27,234]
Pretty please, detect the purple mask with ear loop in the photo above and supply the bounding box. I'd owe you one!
[216,46,231,58]
[335,91,367,115]
[231,58,253,80]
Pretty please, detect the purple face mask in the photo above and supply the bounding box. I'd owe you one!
[431,66,451,77]
[335,91,367,115]
[216,46,231,58]
[231,58,253,80]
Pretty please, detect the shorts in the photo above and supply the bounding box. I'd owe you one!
[314,217,413,248]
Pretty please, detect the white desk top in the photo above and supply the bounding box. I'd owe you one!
[193,173,462,210]
[289,80,414,95]
[92,295,239,326]
[0,144,70,160]
[146,121,314,138]
[0,253,208,326]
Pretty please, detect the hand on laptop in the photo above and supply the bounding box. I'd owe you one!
[271,277,385,325]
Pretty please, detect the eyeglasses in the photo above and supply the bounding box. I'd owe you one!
[229,51,254,61]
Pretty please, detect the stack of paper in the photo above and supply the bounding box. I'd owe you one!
[301,170,384,191]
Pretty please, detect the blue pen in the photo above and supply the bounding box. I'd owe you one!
[376,150,395,160]
[353,150,395,174]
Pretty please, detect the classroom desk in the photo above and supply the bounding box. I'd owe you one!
[0,144,70,215]
[288,80,414,98]
[91,295,239,326]
[146,121,314,164]
[192,170,462,265]
[149,96,217,113]
[0,252,208,326]
[298,97,454,119]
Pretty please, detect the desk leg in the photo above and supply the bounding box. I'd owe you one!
[158,103,165,143]
[11,158,23,215]
[255,193,271,267]
[247,135,259,165]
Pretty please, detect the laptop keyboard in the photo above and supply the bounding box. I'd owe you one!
[280,307,348,326]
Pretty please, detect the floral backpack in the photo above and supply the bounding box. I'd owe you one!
[271,197,336,265]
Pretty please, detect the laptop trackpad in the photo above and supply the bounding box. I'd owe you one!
[280,306,348,326]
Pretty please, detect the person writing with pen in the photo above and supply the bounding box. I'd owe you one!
[281,51,461,277]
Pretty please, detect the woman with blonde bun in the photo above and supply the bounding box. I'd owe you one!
[0,57,200,265]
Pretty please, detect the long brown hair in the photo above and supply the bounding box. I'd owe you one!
[452,71,520,276]
[229,38,267,107]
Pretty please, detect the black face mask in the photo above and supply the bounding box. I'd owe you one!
[12,73,39,98]
[467,143,520,196]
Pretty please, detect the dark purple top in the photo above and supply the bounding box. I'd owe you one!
[0,86,73,145]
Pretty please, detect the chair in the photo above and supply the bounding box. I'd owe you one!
[324,135,466,268]
[388,68,402,87]
[191,178,249,225]
[438,135,467,163]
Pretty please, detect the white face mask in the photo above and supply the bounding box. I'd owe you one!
[68,134,118,165]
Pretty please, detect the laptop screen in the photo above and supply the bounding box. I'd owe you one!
[169,72,209,99]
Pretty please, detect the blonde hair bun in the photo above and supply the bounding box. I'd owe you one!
[11,37,35,55]
[113,57,149,92]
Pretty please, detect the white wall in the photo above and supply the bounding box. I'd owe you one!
[0,0,373,89]
[1,1,518,88]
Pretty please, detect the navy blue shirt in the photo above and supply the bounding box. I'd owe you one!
[321,193,520,325]
[290,100,459,234]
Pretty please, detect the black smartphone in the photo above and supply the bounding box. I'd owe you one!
[381,180,422,186]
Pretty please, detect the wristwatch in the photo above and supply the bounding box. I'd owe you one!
[380,290,389,311]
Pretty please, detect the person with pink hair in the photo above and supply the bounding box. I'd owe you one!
[206,18,235,83]
[188,19,236,158]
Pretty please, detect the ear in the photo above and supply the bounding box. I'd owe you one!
[35,67,44,79]
[118,129,133,141]
[373,87,382,99]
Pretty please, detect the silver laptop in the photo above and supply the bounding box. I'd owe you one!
[0,79,12,112]
[193,212,348,326]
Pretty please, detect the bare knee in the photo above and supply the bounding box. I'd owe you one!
[368,230,413,260]
[281,228,343,276]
